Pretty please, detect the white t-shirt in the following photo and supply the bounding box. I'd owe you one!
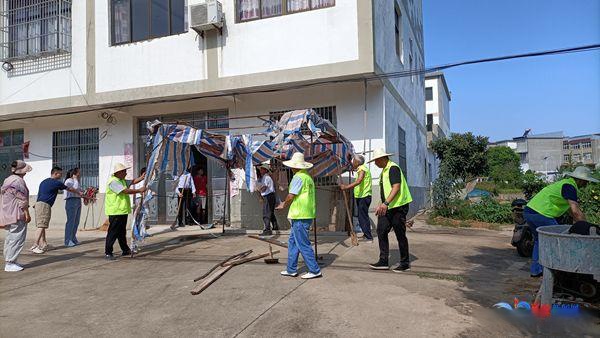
[64,178,80,199]
[260,174,275,196]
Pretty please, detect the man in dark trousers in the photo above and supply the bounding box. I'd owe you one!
[368,148,413,272]
[257,163,279,236]
[104,163,146,260]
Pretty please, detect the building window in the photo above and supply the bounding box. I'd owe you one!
[237,0,334,22]
[394,4,403,61]
[52,128,99,188]
[111,0,188,46]
[2,0,72,61]
[572,143,580,149]
[409,38,414,83]
[0,129,24,184]
[572,154,581,163]
[397,126,407,176]
[583,153,592,161]
[425,87,433,101]
[426,114,433,132]
[562,142,569,150]
[563,154,570,162]
[582,141,592,148]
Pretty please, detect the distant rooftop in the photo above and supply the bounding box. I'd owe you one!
[425,71,451,101]
[492,131,600,143]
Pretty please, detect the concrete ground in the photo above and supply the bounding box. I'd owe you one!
[1,220,598,337]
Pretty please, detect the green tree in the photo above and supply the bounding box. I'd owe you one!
[487,146,522,186]
[430,132,489,182]
[520,170,547,200]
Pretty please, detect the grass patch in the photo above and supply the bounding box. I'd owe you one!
[415,271,465,283]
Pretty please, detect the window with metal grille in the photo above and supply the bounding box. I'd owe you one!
[52,128,99,188]
[1,0,72,62]
[397,126,407,176]
[0,129,24,184]
[270,106,338,186]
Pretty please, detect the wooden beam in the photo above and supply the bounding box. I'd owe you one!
[247,235,288,248]
[190,265,233,295]
[222,250,281,267]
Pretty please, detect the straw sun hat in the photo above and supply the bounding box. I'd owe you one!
[367,148,394,163]
[566,166,599,183]
[112,163,130,174]
[12,160,32,175]
[283,152,313,169]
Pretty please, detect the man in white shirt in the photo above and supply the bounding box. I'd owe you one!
[258,164,278,236]
[175,168,196,227]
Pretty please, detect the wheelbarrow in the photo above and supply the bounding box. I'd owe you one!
[537,225,600,305]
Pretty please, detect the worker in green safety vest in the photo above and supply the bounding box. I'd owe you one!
[340,154,373,242]
[276,152,322,280]
[524,166,598,277]
[368,148,413,272]
[104,163,147,261]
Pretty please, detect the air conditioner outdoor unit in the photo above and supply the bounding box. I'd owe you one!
[190,0,224,34]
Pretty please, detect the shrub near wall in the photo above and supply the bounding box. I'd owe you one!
[470,197,513,224]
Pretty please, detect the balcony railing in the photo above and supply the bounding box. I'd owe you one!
[0,0,72,63]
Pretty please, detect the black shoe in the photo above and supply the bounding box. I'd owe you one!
[105,254,116,261]
[260,230,273,237]
[393,264,411,273]
[369,261,389,270]
[121,251,131,257]
[530,272,543,278]
[272,225,280,231]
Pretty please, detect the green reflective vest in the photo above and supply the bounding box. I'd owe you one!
[288,170,316,220]
[380,161,412,209]
[527,178,578,218]
[354,164,372,198]
[105,176,132,216]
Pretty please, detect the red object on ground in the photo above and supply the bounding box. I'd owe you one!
[532,302,552,318]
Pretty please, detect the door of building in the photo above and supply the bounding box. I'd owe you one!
[137,111,229,225]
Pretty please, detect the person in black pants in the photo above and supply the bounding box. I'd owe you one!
[258,164,278,236]
[175,168,196,227]
[367,149,413,273]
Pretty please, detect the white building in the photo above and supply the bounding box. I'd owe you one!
[424,71,451,183]
[0,0,428,230]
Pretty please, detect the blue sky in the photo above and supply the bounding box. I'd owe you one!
[423,0,600,141]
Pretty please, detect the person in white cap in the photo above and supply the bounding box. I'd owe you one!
[276,152,322,279]
[104,163,146,260]
[257,163,279,236]
[368,148,413,272]
[1,160,32,271]
[524,166,598,277]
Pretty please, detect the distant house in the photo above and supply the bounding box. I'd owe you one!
[425,71,451,183]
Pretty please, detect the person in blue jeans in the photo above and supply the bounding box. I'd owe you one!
[524,166,597,277]
[340,155,373,242]
[64,168,83,247]
[276,152,322,279]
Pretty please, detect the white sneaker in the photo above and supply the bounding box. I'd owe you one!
[31,246,45,254]
[280,271,298,277]
[4,263,24,272]
[300,272,322,279]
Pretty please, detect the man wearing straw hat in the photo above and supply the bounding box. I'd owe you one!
[368,148,413,272]
[340,154,373,242]
[524,166,598,277]
[276,152,322,279]
[104,163,146,260]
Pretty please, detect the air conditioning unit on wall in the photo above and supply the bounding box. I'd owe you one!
[190,0,224,34]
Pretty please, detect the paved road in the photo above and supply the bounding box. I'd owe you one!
[1,222,598,337]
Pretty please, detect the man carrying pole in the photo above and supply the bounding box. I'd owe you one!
[340,154,373,242]
[276,152,322,279]
[104,163,146,260]
[368,148,413,272]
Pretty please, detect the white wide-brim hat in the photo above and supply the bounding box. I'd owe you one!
[283,152,313,169]
[566,166,599,183]
[112,163,130,174]
[367,148,394,163]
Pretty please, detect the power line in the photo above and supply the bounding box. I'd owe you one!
[1,43,598,123]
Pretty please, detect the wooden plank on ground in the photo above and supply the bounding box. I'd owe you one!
[222,250,281,267]
[190,265,233,295]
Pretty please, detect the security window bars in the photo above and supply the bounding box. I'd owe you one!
[52,128,99,188]
[237,0,334,22]
[1,0,72,62]
[111,0,187,46]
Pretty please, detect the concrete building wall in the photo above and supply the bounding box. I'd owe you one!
[526,138,564,173]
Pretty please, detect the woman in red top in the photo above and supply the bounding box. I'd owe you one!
[193,167,208,223]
